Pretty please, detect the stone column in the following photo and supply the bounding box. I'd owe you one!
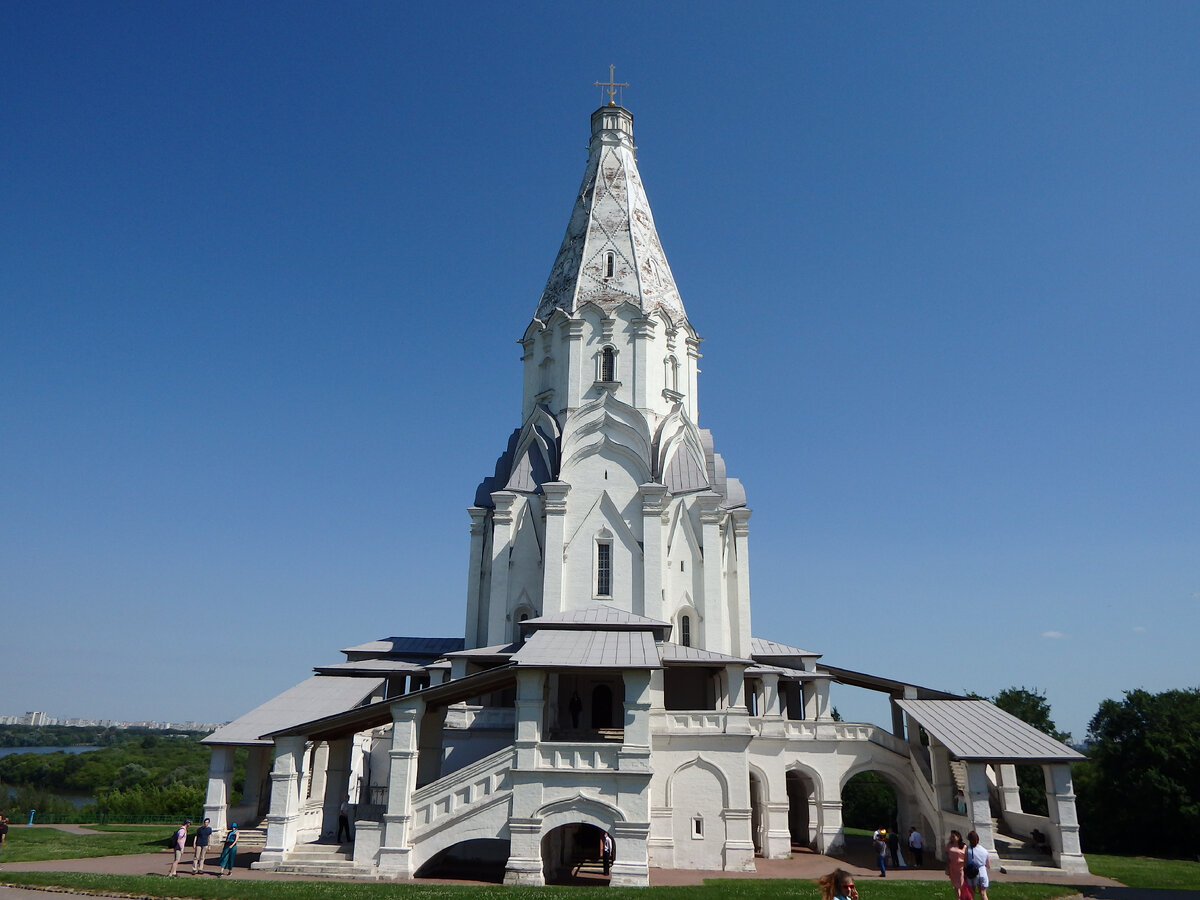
[1044,764,1089,873]
[964,762,995,850]
[257,736,306,867]
[759,671,784,738]
[464,507,488,647]
[998,763,1022,814]
[764,794,792,860]
[203,746,233,832]
[610,821,652,887]
[697,493,728,655]
[377,700,424,877]
[504,819,545,886]
[320,738,352,840]
[729,508,753,658]
[639,483,668,622]
[725,664,751,735]
[486,491,517,645]
[541,482,570,616]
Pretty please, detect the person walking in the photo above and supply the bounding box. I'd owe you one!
[167,819,190,877]
[946,830,967,899]
[0,815,9,869]
[337,795,353,843]
[217,823,238,876]
[908,826,924,867]
[964,831,991,900]
[191,817,213,874]
[873,830,888,877]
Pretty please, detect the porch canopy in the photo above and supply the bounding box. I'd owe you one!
[895,699,1084,762]
[203,675,385,747]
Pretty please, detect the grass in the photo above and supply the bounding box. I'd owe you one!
[0,872,1080,900]
[1086,853,1200,890]
[0,824,173,862]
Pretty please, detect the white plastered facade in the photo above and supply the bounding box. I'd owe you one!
[207,103,1090,885]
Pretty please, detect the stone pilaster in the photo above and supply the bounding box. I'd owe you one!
[964,762,996,850]
[610,821,652,887]
[631,316,655,412]
[503,819,545,885]
[721,807,757,872]
[513,669,545,771]
[564,318,585,412]
[464,507,488,647]
[998,763,1023,813]
[764,800,792,859]
[320,738,352,840]
[820,799,845,854]
[620,669,652,772]
[540,482,570,616]
[696,492,728,655]
[729,508,752,658]
[639,483,668,622]
[486,491,517,645]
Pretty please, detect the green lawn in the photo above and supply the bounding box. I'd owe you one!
[1086,853,1200,890]
[0,824,173,861]
[0,872,1080,900]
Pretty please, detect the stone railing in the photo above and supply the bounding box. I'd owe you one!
[536,743,620,771]
[655,711,727,734]
[779,720,911,756]
[443,704,517,730]
[411,745,514,833]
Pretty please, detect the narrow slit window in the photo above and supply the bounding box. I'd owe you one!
[601,346,615,382]
[681,614,691,648]
[606,252,615,278]
[596,542,612,597]
[692,816,704,838]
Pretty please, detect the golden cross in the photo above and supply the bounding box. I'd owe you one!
[595,65,628,107]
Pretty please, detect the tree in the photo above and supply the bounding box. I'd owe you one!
[1075,688,1200,857]
[841,771,897,830]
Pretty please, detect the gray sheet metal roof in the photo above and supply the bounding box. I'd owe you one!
[314,660,426,676]
[896,699,1085,762]
[522,605,671,634]
[751,637,821,658]
[658,642,753,665]
[202,675,384,746]
[512,628,660,669]
[341,636,465,659]
[443,643,518,659]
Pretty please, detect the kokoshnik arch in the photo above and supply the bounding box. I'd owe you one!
[202,95,1088,886]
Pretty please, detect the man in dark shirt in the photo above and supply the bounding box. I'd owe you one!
[192,817,214,874]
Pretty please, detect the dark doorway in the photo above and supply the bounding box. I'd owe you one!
[591,684,614,729]
[541,823,612,885]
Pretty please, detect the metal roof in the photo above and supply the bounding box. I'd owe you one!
[751,637,821,659]
[512,628,660,669]
[443,643,518,659]
[746,663,813,679]
[522,605,671,632]
[202,675,384,746]
[341,636,464,659]
[314,660,426,676]
[896,699,1085,762]
[658,642,753,666]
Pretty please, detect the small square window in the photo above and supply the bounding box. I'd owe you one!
[692,816,704,838]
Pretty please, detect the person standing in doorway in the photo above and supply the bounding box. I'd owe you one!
[908,826,924,867]
[337,795,353,843]
[191,818,213,874]
[886,827,901,867]
[167,819,190,877]
[601,830,614,876]
[569,691,583,729]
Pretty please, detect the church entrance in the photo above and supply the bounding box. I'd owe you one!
[540,823,612,885]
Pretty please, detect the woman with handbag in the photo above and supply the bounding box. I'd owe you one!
[963,831,990,900]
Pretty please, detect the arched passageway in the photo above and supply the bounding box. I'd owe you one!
[541,823,612,885]
[415,838,509,882]
[786,769,817,849]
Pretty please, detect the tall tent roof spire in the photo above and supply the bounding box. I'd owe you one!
[534,102,688,324]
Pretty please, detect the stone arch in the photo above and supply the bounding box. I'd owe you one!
[666,755,730,808]
[535,792,626,836]
[666,756,730,870]
[786,760,824,850]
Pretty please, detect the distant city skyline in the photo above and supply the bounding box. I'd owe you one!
[1,711,225,732]
[3,2,1197,742]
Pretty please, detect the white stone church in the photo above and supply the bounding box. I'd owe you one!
[202,99,1087,886]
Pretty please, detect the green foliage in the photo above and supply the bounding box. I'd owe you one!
[1085,853,1200,890]
[840,771,896,829]
[1076,687,1200,857]
[0,727,226,821]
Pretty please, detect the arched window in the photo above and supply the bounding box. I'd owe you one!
[605,252,615,278]
[668,355,679,391]
[681,614,692,648]
[600,346,616,382]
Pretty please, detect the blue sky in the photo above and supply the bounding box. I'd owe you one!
[2,2,1196,741]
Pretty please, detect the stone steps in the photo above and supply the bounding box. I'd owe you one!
[273,843,375,878]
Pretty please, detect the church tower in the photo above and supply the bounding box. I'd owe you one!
[463,102,753,657]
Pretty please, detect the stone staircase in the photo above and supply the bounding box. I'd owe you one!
[993,827,1057,871]
[233,827,267,850]
[272,842,377,878]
